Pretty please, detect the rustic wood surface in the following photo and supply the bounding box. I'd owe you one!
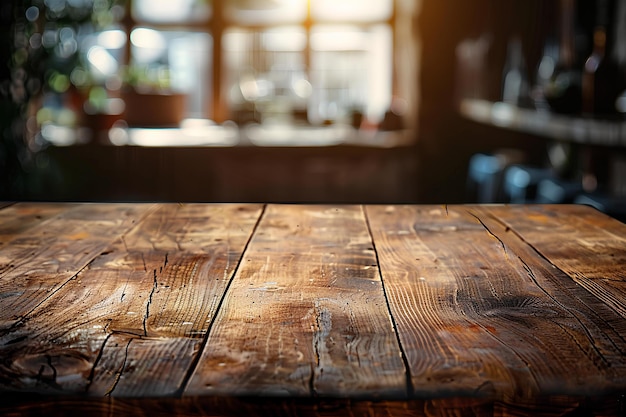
[0,203,625,416]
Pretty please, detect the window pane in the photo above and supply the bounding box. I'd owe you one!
[81,28,127,83]
[130,29,212,117]
[133,0,211,23]
[311,0,393,22]
[225,0,307,25]
[310,25,392,123]
[224,27,308,124]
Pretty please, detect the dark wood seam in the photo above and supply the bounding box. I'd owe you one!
[362,205,413,399]
[176,203,268,397]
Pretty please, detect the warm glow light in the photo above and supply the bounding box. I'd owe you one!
[239,75,273,101]
[311,0,393,22]
[310,25,392,121]
[131,28,165,49]
[292,78,312,98]
[311,27,367,51]
[97,30,126,50]
[87,46,119,77]
[133,0,210,23]
[130,28,167,63]
[226,0,307,24]
[263,28,306,51]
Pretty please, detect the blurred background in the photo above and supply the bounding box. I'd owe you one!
[1,0,626,219]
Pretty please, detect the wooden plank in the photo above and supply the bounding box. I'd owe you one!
[469,206,626,389]
[185,204,407,399]
[88,334,197,397]
[0,203,76,245]
[0,204,156,329]
[483,204,626,319]
[0,204,263,397]
[87,204,264,397]
[365,205,626,402]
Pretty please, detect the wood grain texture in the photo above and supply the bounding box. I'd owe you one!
[0,203,262,397]
[0,203,625,416]
[185,205,407,399]
[0,202,15,212]
[483,204,626,319]
[0,203,74,244]
[365,204,626,402]
[0,204,155,330]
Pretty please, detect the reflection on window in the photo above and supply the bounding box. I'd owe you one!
[132,0,211,23]
[311,25,392,123]
[225,0,307,25]
[312,0,393,22]
[130,28,212,117]
[224,27,308,124]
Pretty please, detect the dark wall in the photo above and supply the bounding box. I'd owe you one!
[35,144,418,203]
[415,0,555,203]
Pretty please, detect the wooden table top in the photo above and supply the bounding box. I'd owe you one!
[0,203,625,416]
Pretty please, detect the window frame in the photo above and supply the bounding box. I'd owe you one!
[126,0,398,124]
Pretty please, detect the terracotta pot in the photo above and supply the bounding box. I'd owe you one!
[123,89,187,127]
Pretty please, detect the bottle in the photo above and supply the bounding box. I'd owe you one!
[614,0,626,118]
[544,0,581,114]
[502,36,530,106]
[582,0,623,116]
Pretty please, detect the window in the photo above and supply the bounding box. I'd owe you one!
[35,0,408,147]
[129,28,212,117]
[130,0,395,127]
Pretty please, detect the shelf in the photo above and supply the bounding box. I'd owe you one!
[38,121,414,149]
[459,99,626,147]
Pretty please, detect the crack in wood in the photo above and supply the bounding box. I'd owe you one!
[362,205,413,398]
[0,258,96,338]
[175,204,268,397]
[46,355,58,387]
[104,338,132,397]
[143,270,159,337]
[142,253,169,337]
[120,235,129,253]
[32,354,62,391]
[483,211,626,355]
[473,210,617,370]
[468,211,509,259]
[310,301,332,396]
[309,363,317,397]
[515,254,613,368]
[141,254,147,272]
[85,322,114,393]
[3,335,27,346]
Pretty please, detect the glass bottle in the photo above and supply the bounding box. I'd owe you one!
[544,0,581,114]
[502,36,529,106]
[582,0,623,116]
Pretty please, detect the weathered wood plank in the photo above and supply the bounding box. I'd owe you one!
[185,205,407,399]
[365,204,626,402]
[0,204,263,397]
[0,204,156,329]
[0,203,74,244]
[1,203,625,415]
[88,334,197,397]
[469,206,626,388]
[483,204,626,319]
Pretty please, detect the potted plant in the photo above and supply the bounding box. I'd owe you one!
[122,64,187,127]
